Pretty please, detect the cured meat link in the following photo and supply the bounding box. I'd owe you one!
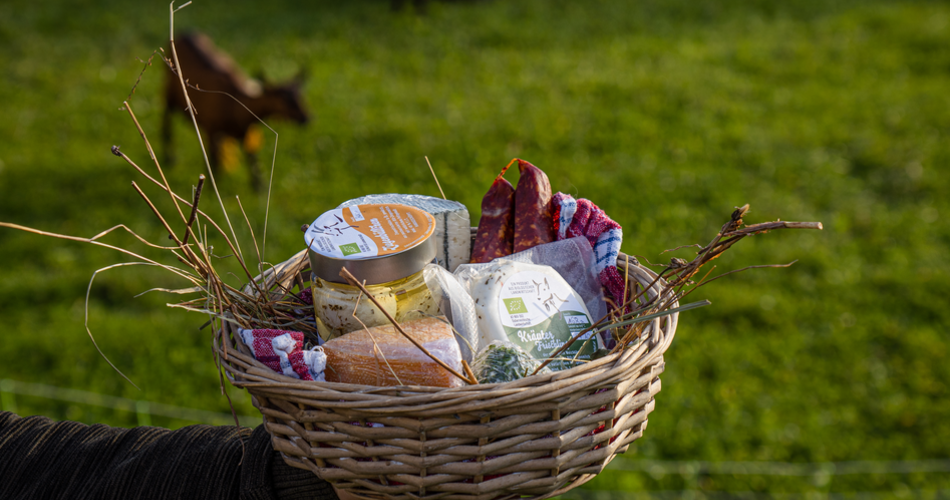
[513,159,555,252]
[470,159,517,263]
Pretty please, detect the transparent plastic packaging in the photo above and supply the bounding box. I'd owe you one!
[422,263,479,362]
[321,316,465,388]
[454,237,609,361]
[311,270,439,342]
[455,237,607,328]
[470,341,550,384]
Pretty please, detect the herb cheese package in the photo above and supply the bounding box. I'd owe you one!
[470,341,551,384]
[460,260,601,369]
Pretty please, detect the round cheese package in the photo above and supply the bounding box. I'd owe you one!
[464,260,600,370]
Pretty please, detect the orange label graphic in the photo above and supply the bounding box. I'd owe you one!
[305,203,435,259]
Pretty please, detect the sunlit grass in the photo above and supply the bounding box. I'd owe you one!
[1,0,948,496]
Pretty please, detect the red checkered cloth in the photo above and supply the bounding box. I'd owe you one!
[552,192,627,310]
[237,329,326,381]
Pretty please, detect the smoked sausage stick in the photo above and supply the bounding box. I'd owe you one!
[513,159,555,252]
[470,159,517,263]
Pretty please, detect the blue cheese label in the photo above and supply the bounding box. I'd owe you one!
[497,270,598,368]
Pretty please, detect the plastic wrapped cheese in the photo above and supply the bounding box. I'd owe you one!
[322,316,465,388]
[339,194,471,272]
[457,260,601,370]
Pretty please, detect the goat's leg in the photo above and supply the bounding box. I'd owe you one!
[207,133,222,175]
[247,150,262,193]
[242,127,265,193]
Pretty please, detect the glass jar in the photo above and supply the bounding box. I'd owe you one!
[311,270,440,342]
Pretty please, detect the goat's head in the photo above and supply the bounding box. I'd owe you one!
[262,69,310,125]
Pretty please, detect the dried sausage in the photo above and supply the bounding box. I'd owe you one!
[470,160,516,263]
[513,159,554,252]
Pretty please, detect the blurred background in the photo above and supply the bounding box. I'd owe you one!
[1,0,948,497]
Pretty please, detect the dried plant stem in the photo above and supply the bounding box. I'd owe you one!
[167,2,244,264]
[84,262,162,390]
[339,267,476,385]
[731,221,823,234]
[425,156,446,200]
[461,360,478,384]
[126,49,162,101]
[130,181,186,247]
[122,101,186,226]
[595,301,710,335]
[129,180,211,281]
[351,288,403,386]
[690,261,798,291]
[0,220,204,388]
[236,195,263,274]
[111,147,265,296]
[0,222,196,281]
[181,174,205,246]
[532,204,823,373]
[160,60,281,265]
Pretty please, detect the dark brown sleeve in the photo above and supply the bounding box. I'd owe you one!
[513,159,554,252]
[0,411,337,500]
[470,161,516,263]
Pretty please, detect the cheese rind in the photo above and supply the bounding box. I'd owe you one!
[339,194,471,272]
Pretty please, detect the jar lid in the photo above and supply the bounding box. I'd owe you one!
[304,203,436,284]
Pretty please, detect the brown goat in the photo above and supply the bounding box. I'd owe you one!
[162,32,309,191]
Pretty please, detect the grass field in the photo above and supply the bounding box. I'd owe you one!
[1,0,949,497]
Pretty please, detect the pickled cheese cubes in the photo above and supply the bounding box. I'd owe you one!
[322,316,464,388]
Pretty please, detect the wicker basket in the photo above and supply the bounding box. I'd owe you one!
[216,248,678,500]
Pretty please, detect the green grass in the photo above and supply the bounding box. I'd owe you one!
[1,0,949,497]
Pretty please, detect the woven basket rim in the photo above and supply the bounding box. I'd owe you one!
[216,250,677,413]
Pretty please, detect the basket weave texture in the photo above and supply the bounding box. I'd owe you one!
[216,249,678,500]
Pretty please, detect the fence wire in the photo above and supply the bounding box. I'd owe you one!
[563,488,950,500]
[606,458,950,476]
[559,456,950,499]
[5,379,949,500]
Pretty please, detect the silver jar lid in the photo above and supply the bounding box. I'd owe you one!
[304,203,437,285]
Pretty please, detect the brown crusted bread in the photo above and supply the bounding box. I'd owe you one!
[513,159,555,252]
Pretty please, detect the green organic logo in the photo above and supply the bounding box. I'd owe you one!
[503,297,528,315]
[339,242,361,256]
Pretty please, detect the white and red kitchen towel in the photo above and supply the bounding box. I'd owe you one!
[552,193,627,308]
[237,328,326,381]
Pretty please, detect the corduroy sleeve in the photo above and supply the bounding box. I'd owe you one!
[0,411,338,500]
